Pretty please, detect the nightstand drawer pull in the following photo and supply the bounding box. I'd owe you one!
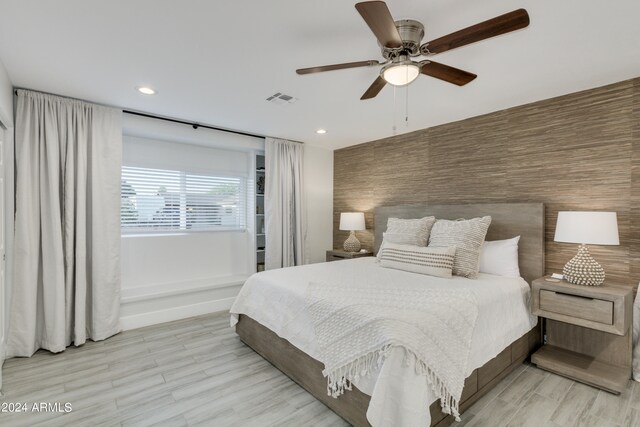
[539,289,613,325]
[554,291,593,301]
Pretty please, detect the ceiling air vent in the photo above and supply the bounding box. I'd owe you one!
[266,92,298,106]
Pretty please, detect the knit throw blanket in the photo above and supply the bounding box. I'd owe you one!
[306,280,479,420]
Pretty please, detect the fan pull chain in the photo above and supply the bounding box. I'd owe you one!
[392,85,397,135]
[405,78,409,128]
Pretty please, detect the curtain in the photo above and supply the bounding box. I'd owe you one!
[7,90,122,357]
[634,286,640,381]
[265,138,305,269]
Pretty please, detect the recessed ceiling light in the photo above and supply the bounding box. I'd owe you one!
[136,86,156,95]
[316,129,327,134]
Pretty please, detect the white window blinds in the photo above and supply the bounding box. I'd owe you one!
[121,166,246,232]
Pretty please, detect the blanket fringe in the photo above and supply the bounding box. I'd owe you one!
[324,345,462,422]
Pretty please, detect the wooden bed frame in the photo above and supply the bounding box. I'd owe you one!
[236,202,545,426]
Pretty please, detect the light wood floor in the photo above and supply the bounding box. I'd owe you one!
[0,312,638,427]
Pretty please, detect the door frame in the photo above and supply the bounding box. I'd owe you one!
[0,117,13,392]
[0,123,5,391]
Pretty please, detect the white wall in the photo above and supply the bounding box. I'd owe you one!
[0,58,13,390]
[120,231,252,330]
[123,135,251,175]
[120,130,334,328]
[121,232,251,290]
[120,115,264,329]
[0,62,12,127]
[304,144,334,264]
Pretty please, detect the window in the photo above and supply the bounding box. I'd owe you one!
[121,166,246,232]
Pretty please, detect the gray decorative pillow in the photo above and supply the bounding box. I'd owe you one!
[386,216,436,246]
[379,243,456,278]
[428,216,492,279]
[383,231,425,246]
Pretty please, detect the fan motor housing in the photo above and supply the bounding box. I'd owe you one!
[380,19,425,58]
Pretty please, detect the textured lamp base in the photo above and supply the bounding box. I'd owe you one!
[563,244,605,286]
[343,231,361,252]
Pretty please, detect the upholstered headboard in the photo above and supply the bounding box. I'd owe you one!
[374,203,545,284]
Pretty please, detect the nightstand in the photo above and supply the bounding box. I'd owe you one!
[530,276,634,394]
[326,249,373,262]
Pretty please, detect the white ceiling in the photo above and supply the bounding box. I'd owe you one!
[0,0,639,150]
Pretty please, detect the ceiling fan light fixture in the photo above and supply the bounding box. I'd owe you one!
[381,61,421,86]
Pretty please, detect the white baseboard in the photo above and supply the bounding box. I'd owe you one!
[119,275,247,331]
[120,296,236,331]
[121,275,248,304]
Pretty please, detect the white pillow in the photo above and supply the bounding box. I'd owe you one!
[479,236,521,278]
[379,243,456,278]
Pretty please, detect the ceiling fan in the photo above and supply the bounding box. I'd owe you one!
[296,1,530,100]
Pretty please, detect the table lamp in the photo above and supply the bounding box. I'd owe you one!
[553,211,619,286]
[339,212,366,252]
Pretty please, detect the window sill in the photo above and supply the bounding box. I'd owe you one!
[121,228,247,238]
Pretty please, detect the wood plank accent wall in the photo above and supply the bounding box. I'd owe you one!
[333,77,640,287]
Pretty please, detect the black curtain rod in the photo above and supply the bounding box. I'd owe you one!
[13,88,273,141]
[122,109,267,140]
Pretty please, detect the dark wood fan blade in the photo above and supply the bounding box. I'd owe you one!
[296,60,380,75]
[355,1,403,49]
[421,61,477,86]
[421,9,529,55]
[361,76,387,100]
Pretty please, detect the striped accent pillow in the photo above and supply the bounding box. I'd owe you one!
[376,231,427,261]
[428,216,492,279]
[379,243,456,278]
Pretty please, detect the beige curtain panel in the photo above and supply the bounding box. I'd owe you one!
[7,90,122,357]
[265,138,305,269]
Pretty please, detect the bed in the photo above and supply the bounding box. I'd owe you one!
[231,203,544,427]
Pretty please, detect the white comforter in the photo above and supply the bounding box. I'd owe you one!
[230,258,537,427]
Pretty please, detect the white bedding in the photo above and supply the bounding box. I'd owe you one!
[230,258,537,426]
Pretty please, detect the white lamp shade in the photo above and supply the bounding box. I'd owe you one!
[554,211,619,245]
[339,212,366,231]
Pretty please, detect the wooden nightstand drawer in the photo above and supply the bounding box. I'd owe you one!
[539,289,613,325]
[532,278,632,336]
